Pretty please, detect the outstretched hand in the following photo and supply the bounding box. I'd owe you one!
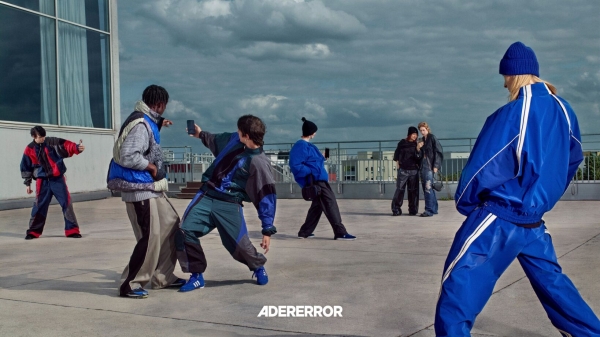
[260,235,271,254]
[78,139,85,153]
[162,119,173,127]
[187,124,201,138]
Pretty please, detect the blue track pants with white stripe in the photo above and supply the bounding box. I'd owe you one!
[435,207,600,337]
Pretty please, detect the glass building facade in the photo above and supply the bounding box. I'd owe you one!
[0,0,113,129]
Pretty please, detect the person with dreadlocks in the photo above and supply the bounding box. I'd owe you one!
[434,42,600,336]
[107,84,184,299]
[175,115,277,292]
[20,126,85,239]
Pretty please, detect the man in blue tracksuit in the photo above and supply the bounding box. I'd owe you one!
[435,42,600,336]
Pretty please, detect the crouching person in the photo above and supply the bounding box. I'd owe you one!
[107,85,185,299]
[176,115,277,292]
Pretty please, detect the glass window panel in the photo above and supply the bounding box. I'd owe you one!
[1,0,55,15]
[57,0,108,32]
[58,22,111,128]
[0,5,57,124]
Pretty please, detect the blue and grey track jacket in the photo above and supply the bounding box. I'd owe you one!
[196,131,277,236]
[455,82,583,224]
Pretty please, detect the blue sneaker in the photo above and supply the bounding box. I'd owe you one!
[178,273,204,292]
[252,266,268,285]
[334,233,357,241]
[297,233,315,239]
[121,288,148,299]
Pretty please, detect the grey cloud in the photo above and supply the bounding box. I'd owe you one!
[117,0,600,150]
[137,0,365,61]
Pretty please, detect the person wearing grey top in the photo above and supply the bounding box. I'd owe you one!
[107,85,185,299]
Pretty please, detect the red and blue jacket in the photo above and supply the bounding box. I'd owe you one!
[20,137,81,186]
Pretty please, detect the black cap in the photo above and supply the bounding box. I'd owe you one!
[301,117,318,137]
[407,126,418,137]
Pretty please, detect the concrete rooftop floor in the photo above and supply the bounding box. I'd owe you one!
[0,197,599,337]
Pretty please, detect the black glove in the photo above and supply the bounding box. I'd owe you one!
[154,168,167,181]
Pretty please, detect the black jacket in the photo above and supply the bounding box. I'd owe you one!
[393,139,421,170]
[419,134,443,171]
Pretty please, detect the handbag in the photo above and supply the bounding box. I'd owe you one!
[301,174,321,201]
[433,171,443,192]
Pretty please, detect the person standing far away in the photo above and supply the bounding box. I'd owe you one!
[391,126,421,216]
[20,126,85,240]
[175,114,277,293]
[434,41,600,336]
[107,84,185,299]
[289,117,356,240]
[417,122,443,217]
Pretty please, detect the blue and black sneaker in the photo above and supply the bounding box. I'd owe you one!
[168,278,187,288]
[334,233,357,241]
[252,266,268,286]
[121,288,148,299]
[178,273,204,292]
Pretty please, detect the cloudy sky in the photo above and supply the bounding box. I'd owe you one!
[117,0,600,152]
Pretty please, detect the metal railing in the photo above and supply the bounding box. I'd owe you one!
[163,134,600,184]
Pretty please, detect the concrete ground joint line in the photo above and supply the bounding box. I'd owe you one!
[1,265,128,290]
[0,297,351,336]
[281,245,447,257]
[404,232,600,337]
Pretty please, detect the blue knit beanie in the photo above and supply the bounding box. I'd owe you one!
[499,42,539,77]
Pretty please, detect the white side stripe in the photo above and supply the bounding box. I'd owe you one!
[439,213,497,297]
[550,93,583,148]
[516,84,532,171]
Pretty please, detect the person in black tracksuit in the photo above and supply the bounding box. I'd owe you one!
[289,118,356,240]
[391,126,421,216]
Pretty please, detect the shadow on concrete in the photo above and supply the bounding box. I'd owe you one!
[0,232,25,238]
[344,212,393,217]
[265,232,333,241]
[204,279,256,287]
[0,269,120,298]
[474,316,549,337]
[186,329,367,337]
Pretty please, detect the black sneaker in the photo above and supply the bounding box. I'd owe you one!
[168,278,187,288]
[392,211,401,216]
[420,212,432,217]
[25,234,36,240]
[121,288,148,299]
[334,233,357,241]
[297,233,315,239]
[67,233,82,238]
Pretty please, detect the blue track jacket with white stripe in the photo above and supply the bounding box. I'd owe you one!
[455,82,583,224]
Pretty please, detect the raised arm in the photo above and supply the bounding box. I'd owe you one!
[45,137,80,158]
[198,131,235,157]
